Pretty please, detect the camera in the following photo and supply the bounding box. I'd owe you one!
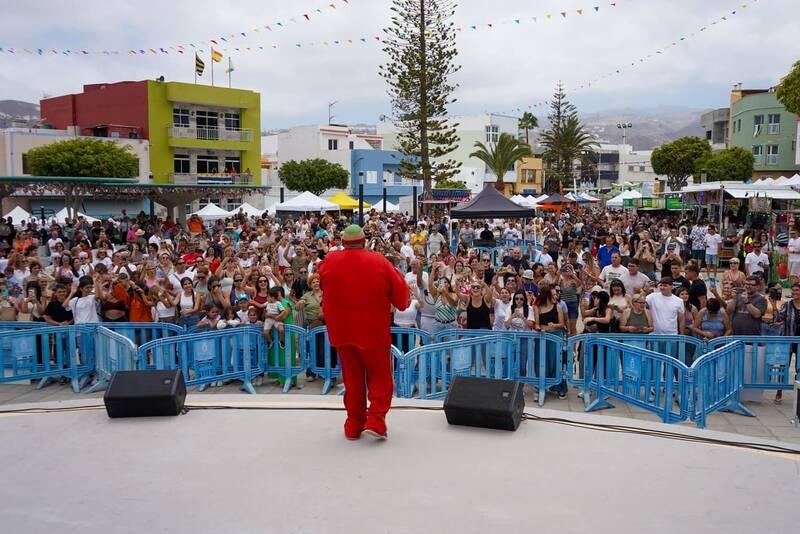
[769,288,782,300]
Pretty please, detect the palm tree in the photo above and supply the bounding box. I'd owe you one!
[518,112,539,145]
[540,115,598,194]
[470,133,533,191]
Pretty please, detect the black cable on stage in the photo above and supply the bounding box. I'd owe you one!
[2,402,797,456]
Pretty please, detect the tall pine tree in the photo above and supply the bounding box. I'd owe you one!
[380,0,462,200]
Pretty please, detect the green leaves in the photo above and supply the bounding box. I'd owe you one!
[651,136,712,191]
[25,138,138,178]
[380,0,462,197]
[277,159,349,196]
[470,133,533,190]
[696,147,754,182]
[776,60,800,116]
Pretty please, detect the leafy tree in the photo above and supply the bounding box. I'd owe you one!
[380,0,462,202]
[470,133,533,191]
[26,138,138,178]
[25,138,139,218]
[434,179,467,189]
[696,147,754,182]
[777,60,800,116]
[278,159,349,196]
[518,112,539,146]
[651,136,712,192]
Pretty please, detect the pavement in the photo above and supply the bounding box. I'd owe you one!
[2,375,798,445]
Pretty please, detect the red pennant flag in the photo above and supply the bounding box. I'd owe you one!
[303,14,310,20]
[210,39,219,44]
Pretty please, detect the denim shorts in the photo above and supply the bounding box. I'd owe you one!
[565,301,579,320]
[706,254,718,266]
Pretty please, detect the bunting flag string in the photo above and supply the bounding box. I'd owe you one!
[0,0,350,57]
[496,1,758,116]
[0,0,627,58]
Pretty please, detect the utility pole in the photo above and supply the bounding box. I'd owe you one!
[328,101,337,125]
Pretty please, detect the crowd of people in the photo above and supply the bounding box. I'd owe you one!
[0,204,798,397]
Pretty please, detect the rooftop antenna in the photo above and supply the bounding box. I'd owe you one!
[328,101,337,125]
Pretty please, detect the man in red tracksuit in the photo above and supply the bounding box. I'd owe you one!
[318,224,409,440]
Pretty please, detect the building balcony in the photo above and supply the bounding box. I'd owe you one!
[166,126,254,149]
[167,172,257,185]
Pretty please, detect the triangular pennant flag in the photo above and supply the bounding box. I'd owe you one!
[594,6,600,11]
[560,12,566,18]
[303,14,310,20]
[577,9,583,15]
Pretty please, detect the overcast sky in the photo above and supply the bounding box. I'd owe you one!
[1,0,798,128]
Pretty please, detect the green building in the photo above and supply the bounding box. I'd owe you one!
[728,87,799,179]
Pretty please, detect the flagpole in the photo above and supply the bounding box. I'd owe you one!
[228,57,231,88]
[194,54,197,84]
[211,57,215,86]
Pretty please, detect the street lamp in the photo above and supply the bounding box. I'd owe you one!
[617,122,633,148]
[354,156,366,224]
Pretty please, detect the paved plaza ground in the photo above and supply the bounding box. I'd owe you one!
[2,376,798,445]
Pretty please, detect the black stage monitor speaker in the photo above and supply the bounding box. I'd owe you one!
[444,376,525,431]
[104,370,187,418]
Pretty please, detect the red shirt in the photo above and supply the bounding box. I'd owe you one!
[319,248,408,350]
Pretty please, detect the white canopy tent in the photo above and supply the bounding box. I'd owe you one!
[2,206,33,225]
[606,190,643,208]
[52,208,100,225]
[579,192,601,202]
[228,202,265,219]
[785,174,800,186]
[680,181,800,200]
[275,191,338,212]
[378,201,401,213]
[190,203,232,220]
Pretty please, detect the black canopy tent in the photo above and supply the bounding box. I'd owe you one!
[449,186,535,219]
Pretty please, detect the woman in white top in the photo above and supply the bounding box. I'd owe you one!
[155,277,178,323]
[67,275,107,324]
[17,281,47,322]
[177,277,202,329]
[393,287,420,328]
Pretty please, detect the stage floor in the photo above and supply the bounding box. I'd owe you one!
[0,395,797,534]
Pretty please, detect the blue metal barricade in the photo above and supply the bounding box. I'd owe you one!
[582,338,691,424]
[511,331,565,406]
[0,325,95,392]
[707,336,799,392]
[391,327,431,394]
[398,335,513,399]
[566,334,702,402]
[690,341,752,429]
[136,326,265,394]
[87,327,138,393]
[307,326,339,394]
[99,322,185,349]
[265,324,308,393]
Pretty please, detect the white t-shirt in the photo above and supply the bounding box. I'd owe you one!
[531,249,552,267]
[788,237,800,262]
[744,252,769,275]
[493,300,512,331]
[400,244,415,260]
[705,233,722,256]
[393,299,419,327]
[47,238,63,255]
[619,271,650,297]
[645,292,684,335]
[277,245,294,268]
[68,294,100,324]
[600,265,627,285]
[405,271,435,316]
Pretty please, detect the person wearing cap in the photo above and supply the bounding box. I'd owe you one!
[318,224,409,440]
[645,276,685,335]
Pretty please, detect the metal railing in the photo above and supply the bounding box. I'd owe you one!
[167,172,255,185]
[167,126,253,142]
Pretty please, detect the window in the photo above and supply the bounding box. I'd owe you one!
[639,166,646,172]
[223,112,240,130]
[366,170,378,184]
[224,157,241,174]
[173,108,190,128]
[767,144,779,165]
[627,165,635,172]
[195,111,219,140]
[736,119,741,133]
[349,141,354,150]
[752,145,763,165]
[21,153,29,174]
[485,125,499,143]
[174,155,190,175]
[767,113,780,134]
[196,155,219,174]
[227,197,242,211]
[753,115,764,136]
[328,139,338,151]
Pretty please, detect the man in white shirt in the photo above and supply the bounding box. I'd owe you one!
[744,243,769,276]
[703,224,723,280]
[788,229,800,284]
[645,277,686,335]
[619,258,650,297]
[406,258,437,333]
[427,227,445,257]
[599,252,627,287]
[47,230,63,256]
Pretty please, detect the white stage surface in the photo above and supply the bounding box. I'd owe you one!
[0,394,797,534]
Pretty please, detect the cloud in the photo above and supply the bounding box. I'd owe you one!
[1,0,798,127]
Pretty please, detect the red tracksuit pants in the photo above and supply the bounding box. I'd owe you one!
[336,344,393,436]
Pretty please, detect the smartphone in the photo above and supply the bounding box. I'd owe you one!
[709,278,716,289]
[0,288,8,298]
[735,287,744,295]
[28,289,36,298]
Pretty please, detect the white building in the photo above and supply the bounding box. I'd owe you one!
[618,149,663,196]
[377,113,520,193]
[0,127,150,182]
[261,125,385,204]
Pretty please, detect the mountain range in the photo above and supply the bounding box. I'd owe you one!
[0,100,40,128]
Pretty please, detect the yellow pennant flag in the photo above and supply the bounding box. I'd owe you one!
[211,48,223,62]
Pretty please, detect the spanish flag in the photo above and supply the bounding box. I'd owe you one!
[195,53,205,75]
[211,48,223,62]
